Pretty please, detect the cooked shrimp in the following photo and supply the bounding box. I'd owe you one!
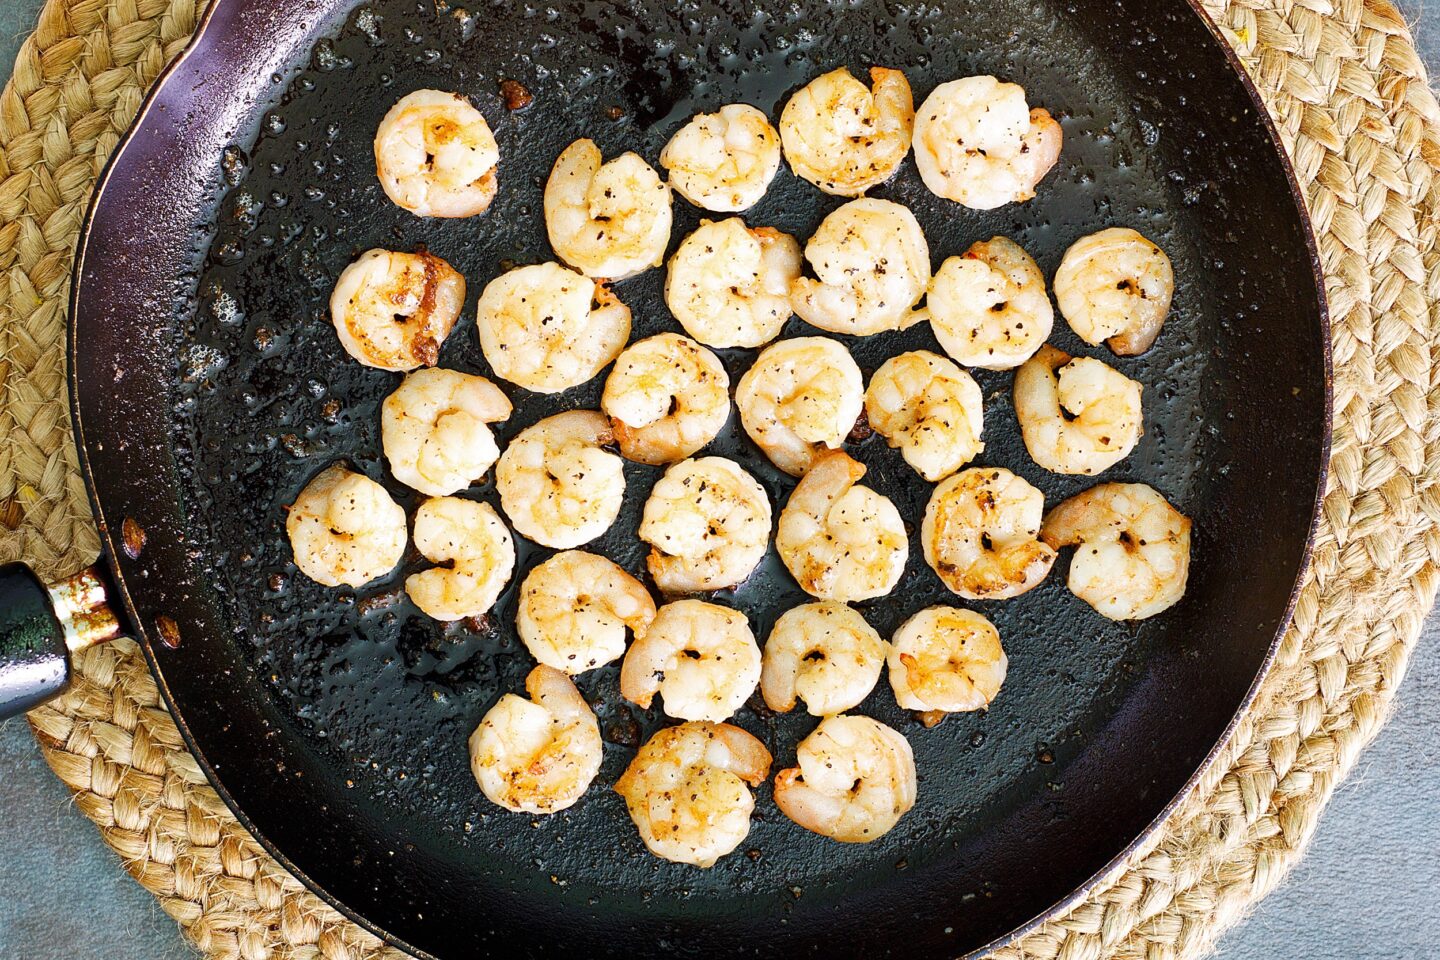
[1054,228,1174,355]
[374,89,498,218]
[773,714,916,843]
[601,333,730,465]
[405,497,515,621]
[779,67,914,196]
[544,138,672,280]
[918,237,1053,370]
[1013,345,1143,476]
[476,261,631,394]
[287,464,406,588]
[516,550,656,673]
[469,665,602,814]
[619,599,762,722]
[329,248,464,371]
[912,76,1062,209]
[614,721,772,867]
[665,218,801,349]
[761,602,887,716]
[790,198,930,336]
[659,104,782,212]
[864,350,984,482]
[639,457,772,595]
[735,337,864,476]
[888,606,1006,723]
[495,410,625,548]
[381,369,512,496]
[1041,482,1191,620]
[921,467,1056,600]
[776,450,908,603]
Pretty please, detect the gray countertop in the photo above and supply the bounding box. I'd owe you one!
[1,3,1436,958]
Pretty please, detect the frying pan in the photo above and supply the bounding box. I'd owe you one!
[0,0,1329,956]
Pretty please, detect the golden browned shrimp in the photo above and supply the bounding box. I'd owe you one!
[374,89,498,218]
[287,464,406,588]
[620,599,762,722]
[405,496,515,621]
[761,601,888,716]
[601,333,730,465]
[665,218,801,349]
[921,467,1056,600]
[864,350,984,482]
[381,369,512,496]
[779,67,914,196]
[773,714,916,842]
[329,248,465,371]
[1013,344,1143,476]
[1054,227,1174,356]
[735,336,864,476]
[515,550,656,674]
[887,606,1006,722]
[639,457,772,595]
[659,104,783,212]
[917,237,1053,370]
[494,411,625,548]
[544,138,672,280]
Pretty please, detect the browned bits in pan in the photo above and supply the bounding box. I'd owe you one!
[500,79,534,111]
[121,517,147,559]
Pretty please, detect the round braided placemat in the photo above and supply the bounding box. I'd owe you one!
[4,0,1438,957]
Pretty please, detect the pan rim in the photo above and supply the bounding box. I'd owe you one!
[64,1,1333,957]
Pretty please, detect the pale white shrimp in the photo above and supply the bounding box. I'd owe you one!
[912,76,1062,209]
[1041,482,1192,620]
[773,714,916,843]
[779,67,914,196]
[476,262,631,394]
[921,467,1056,600]
[380,368,512,496]
[614,721,772,868]
[639,457,772,595]
[864,350,984,482]
[761,602,887,716]
[888,606,1007,725]
[1013,344,1143,476]
[790,198,930,336]
[918,237,1053,370]
[404,497,515,621]
[665,218,801,349]
[329,248,465,371]
[286,464,406,590]
[516,550,656,674]
[601,333,730,465]
[495,411,625,548]
[374,89,499,218]
[659,104,783,212]
[469,665,602,814]
[619,599,762,722]
[775,450,908,603]
[1054,228,1175,355]
[735,337,864,476]
[544,138,672,280]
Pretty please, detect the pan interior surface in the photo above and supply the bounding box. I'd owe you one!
[73,0,1326,956]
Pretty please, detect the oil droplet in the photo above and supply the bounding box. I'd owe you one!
[155,615,182,649]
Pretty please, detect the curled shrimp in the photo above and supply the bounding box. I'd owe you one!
[614,721,772,867]
[601,333,731,465]
[374,89,498,218]
[735,336,864,476]
[921,467,1056,600]
[495,410,625,548]
[329,248,465,371]
[544,138,672,280]
[1054,228,1174,356]
[619,599,762,722]
[918,237,1053,370]
[639,457,772,595]
[761,601,888,717]
[773,714,916,843]
[1013,344,1143,476]
[864,350,984,482]
[888,606,1006,723]
[779,67,914,196]
[405,496,515,621]
[287,464,406,588]
[469,665,602,814]
[776,450,908,603]
[381,368,512,496]
[790,198,930,336]
[665,218,801,349]
[476,261,631,394]
[659,104,782,212]
[516,550,656,674]
[913,76,1062,209]
[1041,482,1191,620]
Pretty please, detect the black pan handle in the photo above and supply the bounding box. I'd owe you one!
[0,563,122,720]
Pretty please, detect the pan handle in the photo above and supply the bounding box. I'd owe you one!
[0,563,122,721]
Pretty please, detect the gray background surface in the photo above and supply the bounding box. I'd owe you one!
[0,2,1436,958]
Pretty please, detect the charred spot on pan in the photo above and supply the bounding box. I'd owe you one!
[500,79,534,111]
[121,517,147,559]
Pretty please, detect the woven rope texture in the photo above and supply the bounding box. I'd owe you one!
[2,0,1438,958]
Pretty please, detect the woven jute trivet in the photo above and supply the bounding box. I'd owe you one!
[3,0,1438,957]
